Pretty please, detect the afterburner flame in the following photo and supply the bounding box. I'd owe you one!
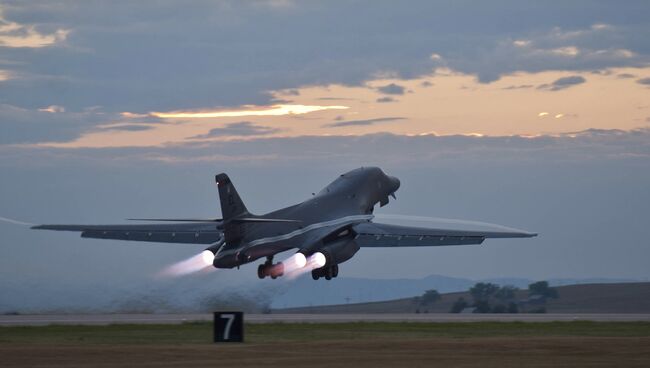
[283,252,327,280]
[156,251,216,278]
[294,253,307,268]
[201,250,215,266]
[311,252,327,268]
[277,253,307,277]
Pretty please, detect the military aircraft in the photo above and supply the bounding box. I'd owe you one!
[33,167,536,280]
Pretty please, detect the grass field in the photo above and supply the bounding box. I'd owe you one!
[2,322,650,367]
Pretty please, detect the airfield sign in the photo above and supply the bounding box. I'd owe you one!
[213,312,244,343]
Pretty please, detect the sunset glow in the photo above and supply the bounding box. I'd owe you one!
[151,104,348,119]
[39,66,650,149]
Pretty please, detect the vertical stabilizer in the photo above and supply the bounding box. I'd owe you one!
[215,173,251,245]
[215,173,250,221]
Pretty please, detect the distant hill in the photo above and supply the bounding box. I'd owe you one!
[270,274,644,308]
[274,282,650,314]
[271,274,477,308]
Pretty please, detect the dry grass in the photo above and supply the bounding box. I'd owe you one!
[1,322,649,367]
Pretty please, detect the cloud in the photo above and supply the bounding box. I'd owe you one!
[99,124,154,132]
[323,117,406,128]
[502,84,534,90]
[376,96,397,103]
[0,103,113,144]
[317,97,356,101]
[513,40,531,47]
[38,105,65,113]
[1,2,650,144]
[0,10,68,48]
[3,128,649,169]
[376,83,405,95]
[190,122,282,139]
[560,128,628,137]
[538,75,586,91]
[617,73,636,79]
[637,77,650,85]
[0,69,12,81]
[1,4,648,112]
[451,23,649,83]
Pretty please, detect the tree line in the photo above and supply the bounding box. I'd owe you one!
[415,281,558,313]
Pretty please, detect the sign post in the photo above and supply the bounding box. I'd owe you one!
[213,311,244,343]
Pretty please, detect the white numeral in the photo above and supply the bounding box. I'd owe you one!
[221,314,235,340]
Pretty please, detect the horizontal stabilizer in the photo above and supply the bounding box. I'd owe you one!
[230,217,301,223]
[127,218,221,222]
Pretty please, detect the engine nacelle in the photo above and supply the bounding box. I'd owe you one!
[204,241,224,255]
[317,237,360,266]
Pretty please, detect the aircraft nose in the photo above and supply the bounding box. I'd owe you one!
[389,176,400,192]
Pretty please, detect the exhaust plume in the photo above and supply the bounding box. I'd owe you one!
[156,250,216,278]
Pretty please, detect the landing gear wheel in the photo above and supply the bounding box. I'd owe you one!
[257,264,265,279]
[332,264,339,278]
[325,267,333,280]
[311,270,320,280]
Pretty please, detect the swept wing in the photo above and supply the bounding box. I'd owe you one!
[32,222,223,245]
[353,222,536,247]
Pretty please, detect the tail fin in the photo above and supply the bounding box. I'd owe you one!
[215,173,250,221]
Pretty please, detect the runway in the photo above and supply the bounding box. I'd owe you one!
[2,313,650,326]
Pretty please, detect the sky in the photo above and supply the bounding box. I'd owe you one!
[1,1,649,311]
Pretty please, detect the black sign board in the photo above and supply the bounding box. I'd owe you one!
[213,311,244,343]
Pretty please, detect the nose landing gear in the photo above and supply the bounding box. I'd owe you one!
[311,264,339,280]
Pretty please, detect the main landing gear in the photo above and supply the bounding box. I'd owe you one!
[311,264,339,280]
[257,257,283,279]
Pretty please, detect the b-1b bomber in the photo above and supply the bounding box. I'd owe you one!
[33,167,536,280]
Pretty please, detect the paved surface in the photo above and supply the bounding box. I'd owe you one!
[2,313,650,326]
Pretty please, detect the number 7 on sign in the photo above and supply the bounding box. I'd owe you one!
[221,313,235,340]
[214,311,243,343]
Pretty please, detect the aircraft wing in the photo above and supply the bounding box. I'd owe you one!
[32,222,223,244]
[353,222,536,247]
